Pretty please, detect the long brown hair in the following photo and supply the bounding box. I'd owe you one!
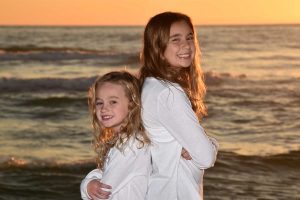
[139,11,207,120]
[88,71,150,170]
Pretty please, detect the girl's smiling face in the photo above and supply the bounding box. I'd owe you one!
[163,20,195,69]
[95,82,129,132]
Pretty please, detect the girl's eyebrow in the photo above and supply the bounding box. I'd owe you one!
[96,96,120,100]
[169,33,181,38]
[108,96,120,99]
[170,32,193,38]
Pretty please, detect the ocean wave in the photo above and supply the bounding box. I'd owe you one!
[0,77,96,92]
[285,44,300,49]
[256,54,300,61]
[0,156,95,172]
[205,71,246,85]
[19,96,86,107]
[1,150,299,172]
[1,152,299,200]
[0,156,94,199]
[0,72,236,92]
[217,150,300,172]
[230,99,286,108]
[0,45,139,63]
[0,45,102,54]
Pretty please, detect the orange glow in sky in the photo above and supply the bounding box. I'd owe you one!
[0,0,300,25]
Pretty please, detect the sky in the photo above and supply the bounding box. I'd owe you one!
[0,0,300,26]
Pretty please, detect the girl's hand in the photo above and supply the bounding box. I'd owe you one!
[87,179,112,200]
[181,148,192,160]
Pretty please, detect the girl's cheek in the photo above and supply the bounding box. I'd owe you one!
[96,112,101,121]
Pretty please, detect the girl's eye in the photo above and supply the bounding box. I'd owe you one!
[187,35,194,40]
[96,101,103,106]
[110,100,117,105]
[171,38,180,42]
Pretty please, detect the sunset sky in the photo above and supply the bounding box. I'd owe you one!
[0,0,300,26]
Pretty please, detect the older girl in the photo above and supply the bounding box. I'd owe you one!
[139,12,219,200]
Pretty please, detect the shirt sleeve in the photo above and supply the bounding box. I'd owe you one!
[110,175,148,200]
[101,143,149,195]
[157,86,218,169]
[80,169,103,200]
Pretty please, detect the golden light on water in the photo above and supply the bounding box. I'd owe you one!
[221,142,297,156]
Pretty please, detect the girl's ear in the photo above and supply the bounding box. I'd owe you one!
[128,100,136,110]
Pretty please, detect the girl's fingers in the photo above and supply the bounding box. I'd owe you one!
[87,180,112,199]
[97,188,111,196]
[90,194,100,200]
[92,192,110,200]
[95,183,112,199]
[92,188,111,199]
[99,182,112,189]
[181,148,192,160]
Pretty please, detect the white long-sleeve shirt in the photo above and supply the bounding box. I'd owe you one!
[142,77,218,200]
[80,137,151,200]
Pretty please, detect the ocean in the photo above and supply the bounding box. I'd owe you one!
[0,25,299,200]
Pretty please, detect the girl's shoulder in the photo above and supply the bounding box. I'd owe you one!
[113,134,149,158]
[117,132,149,149]
[130,132,149,147]
[144,77,184,94]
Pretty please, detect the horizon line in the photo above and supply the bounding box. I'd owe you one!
[1,22,300,27]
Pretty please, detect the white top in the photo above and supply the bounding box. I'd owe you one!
[142,77,218,200]
[80,137,151,200]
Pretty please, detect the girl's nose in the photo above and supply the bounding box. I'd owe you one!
[101,103,109,112]
[181,40,191,49]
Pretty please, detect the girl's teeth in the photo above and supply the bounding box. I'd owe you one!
[102,115,112,120]
[178,54,189,58]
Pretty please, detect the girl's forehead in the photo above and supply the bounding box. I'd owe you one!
[170,21,192,31]
[97,82,125,92]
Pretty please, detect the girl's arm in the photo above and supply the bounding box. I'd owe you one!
[157,87,218,168]
[80,169,112,200]
[100,142,150,196]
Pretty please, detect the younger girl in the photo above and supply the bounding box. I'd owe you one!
[80,71,151,200]
[140,12,219,200]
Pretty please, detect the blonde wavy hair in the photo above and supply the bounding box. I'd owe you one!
[88,71,150,170]
[139,11,207,120]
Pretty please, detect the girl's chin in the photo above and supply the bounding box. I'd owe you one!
[172,64,191,69]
